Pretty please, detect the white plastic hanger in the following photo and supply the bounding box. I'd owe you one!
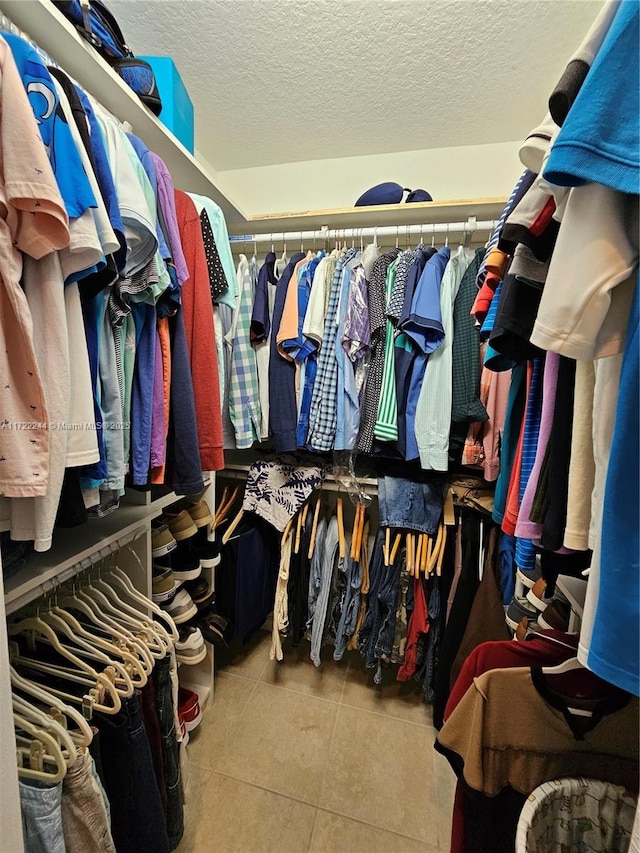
[541,656,594,717]
[38,609,136,697]
[13,694,77,768]
[82,575,168,659]
[51,604,148,687]
[14,712,67,783]
[57,586,154,673]
[10,665,93,747]
[108,565,179,643]
[91,576,171,655]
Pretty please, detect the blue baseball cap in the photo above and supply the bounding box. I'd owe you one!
[355,182,433,206]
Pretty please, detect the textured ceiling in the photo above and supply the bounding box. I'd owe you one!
[109,0,600,170]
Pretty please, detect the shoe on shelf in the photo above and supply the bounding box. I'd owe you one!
[178,687,203,732]
[516,558,542,589]
[152,565,177,603]
[175,625,207,666]
[162,509,198,542]
[183,576,215,608]
[155,542,202,583]
[192,531,221,569]
[152,523,178,559]
[196,606,232,647]
[538,598,571,631]
[526,577,551,611]
[181,499,214,529]
[162,588,198,624]
[505,595,540,632]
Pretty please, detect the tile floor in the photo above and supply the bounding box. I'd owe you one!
[178,631,456,853]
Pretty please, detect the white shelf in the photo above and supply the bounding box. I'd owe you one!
[3,504,151,614]
[231,197,507,236]
[0,0,246,224]
[556,575,587,618]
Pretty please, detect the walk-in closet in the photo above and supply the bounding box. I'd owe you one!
[0,1,638,852]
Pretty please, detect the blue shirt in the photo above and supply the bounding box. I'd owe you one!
[543,1,639,194]
[269,252,305,452]
[334,255,361,451]
[4,33,96,219]
[126,133,170,261]
[75,85,126,270]
[402,247,450,460]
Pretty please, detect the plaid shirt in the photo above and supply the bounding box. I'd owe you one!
[306,249,357,451]
[228,254,261,448]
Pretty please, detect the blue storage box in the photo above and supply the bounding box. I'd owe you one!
[139,55,194,153]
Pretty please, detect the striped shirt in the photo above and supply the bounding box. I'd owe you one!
[357,249,400,453]
[374,256,401,442]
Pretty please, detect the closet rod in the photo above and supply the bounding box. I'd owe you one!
[229,216,494,245]
[220,466,379,496]
[5,525,147,616]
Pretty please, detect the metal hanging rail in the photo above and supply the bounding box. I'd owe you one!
[229,215,494,246]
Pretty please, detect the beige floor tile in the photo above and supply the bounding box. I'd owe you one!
[214,681,339,804]
[187,673,255,771]
[217,630,271,680]
[319,705,440,845]
[176,764,213,852]
[341,656,433,727]
[179,770,316,853]
[432,747,456,850]
[309,809,438,853]
[261,641,348,701]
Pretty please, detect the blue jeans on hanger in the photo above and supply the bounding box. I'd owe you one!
[153,656,184,851]
[94,695,170,853]
[20,778,65,853]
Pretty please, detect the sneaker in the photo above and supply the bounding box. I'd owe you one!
[196,607,232,646]
[178,687,203,732]
[162,588,198,624]
[175,625,207,665]
[191,529,221,569]
[505,595,540,631]
[183,576,215,607]
[526,578,551,611]
[152,523,178,559]
[538,599,571,631]
[162,509,198,542]
[155,541,202,583]
[516,561,542,589]
[181,499,214,529]
[152,565,177,603]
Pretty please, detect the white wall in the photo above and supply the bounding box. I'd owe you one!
[213,140,522,216]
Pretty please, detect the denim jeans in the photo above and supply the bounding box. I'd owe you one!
[357,529,386,666]
[378,475,448,534]
[20,778,66,853]
[61,751,116,853]
[309,516,339,666]
[306,516,328,634]
[153,656,184,851]
[334,554,362,661]
[94,695,170,853]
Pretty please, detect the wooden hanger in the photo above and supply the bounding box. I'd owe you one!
[214,486,240,529]
[389,533,402,566]
[336,497,346,559]
[308,495,322,559]
[221,506,245,544]
[384,527,391,566]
